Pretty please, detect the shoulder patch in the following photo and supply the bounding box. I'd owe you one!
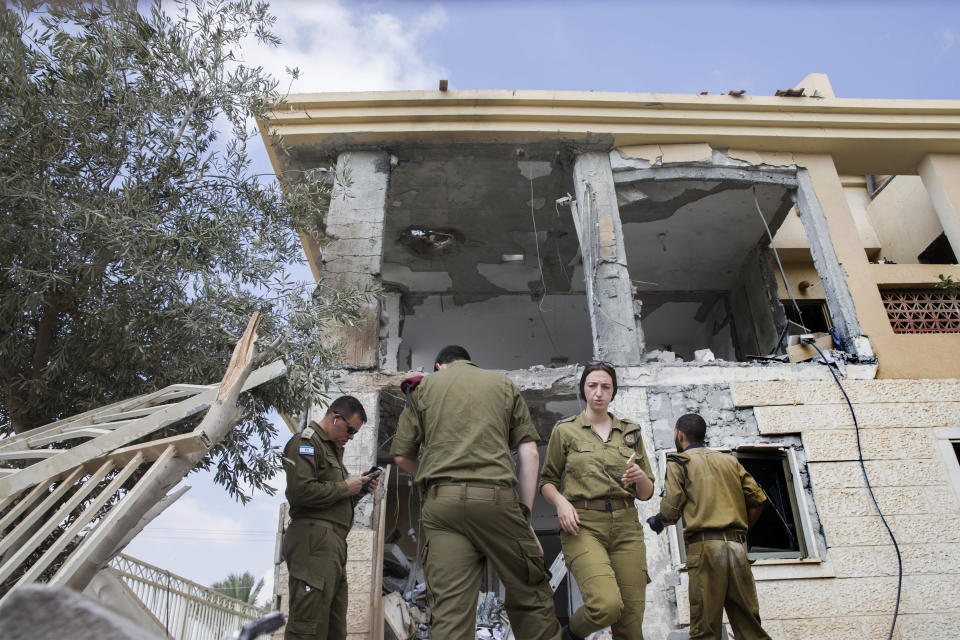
[298,445,315,456]
[623,430,640,446]
[300,427,315,440]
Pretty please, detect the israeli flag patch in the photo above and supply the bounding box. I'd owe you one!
[299,445,315,456]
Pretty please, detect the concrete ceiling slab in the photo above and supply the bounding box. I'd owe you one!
[620,181,792,291]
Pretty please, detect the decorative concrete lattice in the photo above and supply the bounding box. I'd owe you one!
[881,289,960,333]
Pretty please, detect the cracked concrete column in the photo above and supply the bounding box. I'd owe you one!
[322,151,391,369]
[918,154,960,262]
[794,155,875,361]
[572,152,644,365]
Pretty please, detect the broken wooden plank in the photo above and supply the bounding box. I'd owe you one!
[0,359,283,500]
[0,478,57,534]
[105,485,190,560]
[28,428,112,447]
[107,432,209,467]
[0,449,61,461]
[52,447,176,587]
[0,460,116,578]
[11,453,145,589]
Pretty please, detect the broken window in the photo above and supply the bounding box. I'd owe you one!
[660,446,816,564]
[380,145,593,372]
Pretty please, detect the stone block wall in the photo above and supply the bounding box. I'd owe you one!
[726,378,960,640]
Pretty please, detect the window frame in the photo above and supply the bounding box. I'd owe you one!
[657,443,820,568]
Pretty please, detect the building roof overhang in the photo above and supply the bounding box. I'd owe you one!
[259,89,960,176]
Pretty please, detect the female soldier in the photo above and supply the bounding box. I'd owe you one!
[540,361,655,640]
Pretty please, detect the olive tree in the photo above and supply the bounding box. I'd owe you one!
[0,0,365,501]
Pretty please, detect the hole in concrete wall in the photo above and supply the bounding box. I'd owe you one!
[619,180,793,361]
[381,145,593,371]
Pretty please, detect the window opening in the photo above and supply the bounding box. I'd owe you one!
[737,451,804,559]
[664,446,812,563]
[784,300,832,335]
[953,441,960,465]
[918,232,957,265]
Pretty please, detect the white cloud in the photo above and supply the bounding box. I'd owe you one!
[256,566,275,608]
[940,28,956,55]
[246,1,448,93]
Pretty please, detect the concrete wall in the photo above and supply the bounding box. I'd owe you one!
[398,293,593,372]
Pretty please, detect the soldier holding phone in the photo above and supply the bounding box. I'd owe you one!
[281,396,379,640]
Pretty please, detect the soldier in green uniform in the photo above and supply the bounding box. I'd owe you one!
[391,345,561,640]
[540,361,655,640]
[649,413,771,640]
[281,396,380,640]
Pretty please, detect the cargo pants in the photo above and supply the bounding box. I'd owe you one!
[282,520,349,640]
[560,506,648,639]
[420,485,562,640]
[685,539,771,640]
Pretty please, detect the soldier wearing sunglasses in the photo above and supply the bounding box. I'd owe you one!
[281,395,379,640]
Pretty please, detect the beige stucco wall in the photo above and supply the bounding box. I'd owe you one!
[867,176,943,264]
[724,378,960,640]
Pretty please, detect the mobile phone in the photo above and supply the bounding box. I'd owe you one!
[361,466,383,494]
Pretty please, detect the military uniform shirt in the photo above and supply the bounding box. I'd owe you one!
[283,425,357,536]
[539,411,654,502]
[659,445,766,538]
[390,360,540,487]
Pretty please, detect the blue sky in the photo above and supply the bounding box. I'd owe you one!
[127,0,960,603]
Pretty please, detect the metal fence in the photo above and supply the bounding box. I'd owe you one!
[110,554,267,640]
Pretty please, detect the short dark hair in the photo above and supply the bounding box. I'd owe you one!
[435,345,471,368]
[579,362,617,401]
[325,395,367,423]
[675,413,706,443]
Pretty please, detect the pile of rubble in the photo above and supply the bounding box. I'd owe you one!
[380,532,516,640]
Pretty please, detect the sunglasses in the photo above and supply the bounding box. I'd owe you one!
[586,360,615,368]
[333,413,360,435]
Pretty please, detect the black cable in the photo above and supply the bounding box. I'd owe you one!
[755,183,901,637]
[808,341,902,640]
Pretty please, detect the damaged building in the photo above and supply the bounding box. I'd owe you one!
[259,73,960,639]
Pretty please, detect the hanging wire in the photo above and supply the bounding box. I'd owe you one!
[751,185,808,355]
[760,182,902,639]
[529,176,550,312]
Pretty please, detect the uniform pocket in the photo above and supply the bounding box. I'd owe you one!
[567,441,597,477]
[286,575,326,636]
[308,524,329,554]
[518,538,548,586]
[685,551,701,569]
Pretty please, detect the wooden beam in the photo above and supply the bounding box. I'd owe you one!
[0,460,116,579]
[0,479,55,534]
[52,447,175,587]
[105,485,190,560]
[11,453,144,589]
[28,428,111,446]
[0,449,61,461]
[0,361,281,500]
[107,432,209,467]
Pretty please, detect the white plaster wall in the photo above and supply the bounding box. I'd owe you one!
[641,301,736,361]
[400,293,593,371]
